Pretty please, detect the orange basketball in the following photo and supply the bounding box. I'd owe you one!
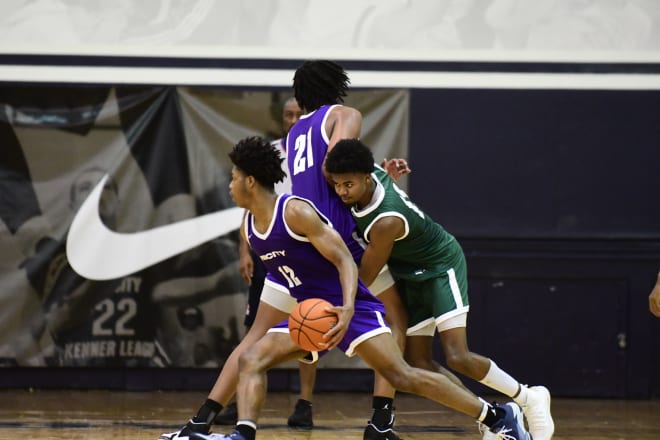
[288,298,338,352]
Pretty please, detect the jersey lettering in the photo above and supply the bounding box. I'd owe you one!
[278,265,302,288]
[393,183,424,219]
[292,128,315,175]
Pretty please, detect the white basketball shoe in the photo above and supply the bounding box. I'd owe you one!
[520,385,554,440]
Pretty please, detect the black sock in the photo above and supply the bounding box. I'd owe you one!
[370,396,394,428]
[192,399,222,425]
[236,423,256,440]
[482,403,506,428]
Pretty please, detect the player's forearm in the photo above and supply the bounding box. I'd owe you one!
[358,265,379,289]
[239,234,251,259]
[337,259,358,309]
[358,246,390,288]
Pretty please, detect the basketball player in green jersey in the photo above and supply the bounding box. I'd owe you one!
[325,139,555,440]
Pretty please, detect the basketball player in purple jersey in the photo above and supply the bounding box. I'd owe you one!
[286,60,410,439]
[189,136,530,440]
[215,97,314,428]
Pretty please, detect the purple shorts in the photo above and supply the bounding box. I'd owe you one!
[272,305,390,357]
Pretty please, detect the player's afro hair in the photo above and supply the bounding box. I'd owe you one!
[293,60,350,112]
[229,136,286,190]
[325,139,375,175]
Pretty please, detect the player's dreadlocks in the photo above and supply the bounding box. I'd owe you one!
[325,139,375,175]
[229,136,286,191]
[293,60,350,112]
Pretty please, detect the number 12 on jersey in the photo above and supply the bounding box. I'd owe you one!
[278,265,301,288]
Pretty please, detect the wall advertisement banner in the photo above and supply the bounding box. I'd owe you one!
[0,86,408,368]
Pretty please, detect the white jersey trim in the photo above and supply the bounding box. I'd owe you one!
[344,310,391,357]
[282,196,333,242]
[321,104,340,145]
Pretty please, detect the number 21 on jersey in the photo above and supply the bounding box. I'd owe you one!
[292,129,315,175]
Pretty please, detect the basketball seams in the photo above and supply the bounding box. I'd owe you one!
[288,298,338,351]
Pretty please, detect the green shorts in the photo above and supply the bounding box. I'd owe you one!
[396,250,470,336]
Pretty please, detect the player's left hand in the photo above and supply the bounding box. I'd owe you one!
[382,157,411,181]
[321,303,354,350]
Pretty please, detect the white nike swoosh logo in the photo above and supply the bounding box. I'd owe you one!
[66,175,243,280]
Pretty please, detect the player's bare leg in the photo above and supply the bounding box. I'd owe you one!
[208,302,289,404]
[439,326,554,440]
[404,335,467,388]
[357,333,482,416]
[195,333,308,440]
[367,285,407,439]
[237,333,306,423]
[158,302,288,440]
[287,361,316,428]
[356,333,531,440]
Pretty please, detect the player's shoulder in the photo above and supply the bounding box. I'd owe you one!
[329,104,361,118]
[285,196,325,225]
[282,196,319,237]
[284,196,315,215]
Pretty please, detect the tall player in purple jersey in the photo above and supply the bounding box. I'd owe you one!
[287,60,411,440]
[190,137,531,440]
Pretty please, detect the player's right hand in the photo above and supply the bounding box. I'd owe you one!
[322,303,354,350]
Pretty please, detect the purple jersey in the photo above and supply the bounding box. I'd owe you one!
[245,194,382,313]
[285,105,364,260]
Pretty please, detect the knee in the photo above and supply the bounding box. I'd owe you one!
[381,365,415,392]
[238,347,263,373]
[445,351,471,373]
[404,353,433,371]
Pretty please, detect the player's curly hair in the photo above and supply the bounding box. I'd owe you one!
[229,136,286,191]
[324,139,375,175]
[293,60,350,112]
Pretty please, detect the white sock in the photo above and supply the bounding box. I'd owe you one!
[479,360,521,399]
[513,384,529,405]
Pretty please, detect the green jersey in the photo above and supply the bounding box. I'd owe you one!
[351,166,462,281]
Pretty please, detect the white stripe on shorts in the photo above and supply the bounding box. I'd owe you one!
[344,311,391,357]
[447,268,464,308]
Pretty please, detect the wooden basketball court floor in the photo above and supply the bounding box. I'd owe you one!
[1,389,658,440]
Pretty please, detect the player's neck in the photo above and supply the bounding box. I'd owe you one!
[355,179,376,210]
[249,192,277,233]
